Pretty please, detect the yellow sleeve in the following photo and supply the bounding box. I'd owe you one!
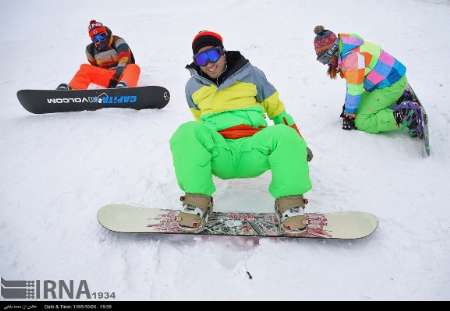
[261,91,286,120]
[190,108,201,120]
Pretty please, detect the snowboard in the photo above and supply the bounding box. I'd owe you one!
[17,86,170,114]
[97,204,378,240]
[403,84,430,157]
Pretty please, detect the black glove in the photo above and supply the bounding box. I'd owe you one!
[341,114,356,130]
[107,78,119,88]
[107,66,125,88]
[307,147,313,162]
[340,106,356,130]
[339,104,356,130]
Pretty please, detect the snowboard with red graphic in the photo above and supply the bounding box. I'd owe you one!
[97,204,378,240]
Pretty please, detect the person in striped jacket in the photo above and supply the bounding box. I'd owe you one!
[170,31,313,235]
[313,25,422,136]
[57,20,140,90]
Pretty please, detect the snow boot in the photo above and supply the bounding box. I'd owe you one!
[275,195,308,235]
[177,194,213,233]
[56,83,71,91]
[393,100,424,138]
[397,86,415,103]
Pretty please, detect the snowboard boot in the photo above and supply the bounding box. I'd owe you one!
[393,101,424,138]
[396,85,415,103]
[275,195,308,235]
[56,83,71,91]
[177,194,213,233]
[115,81,128,88]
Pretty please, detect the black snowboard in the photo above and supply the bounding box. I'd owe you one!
[17,86,170,114]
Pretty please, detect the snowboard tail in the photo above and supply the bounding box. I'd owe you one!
[402,84,430,157]
[17,86,170,114]
[97,204,378,240]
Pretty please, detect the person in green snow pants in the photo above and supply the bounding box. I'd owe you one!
[170,30,312,234]
[355,76,407,133]
[170,121,311,198]
[313,25,422,135]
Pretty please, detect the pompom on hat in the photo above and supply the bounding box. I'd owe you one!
[313,25,337,56]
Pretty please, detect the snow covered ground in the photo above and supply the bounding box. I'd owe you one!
[1,0,450,301]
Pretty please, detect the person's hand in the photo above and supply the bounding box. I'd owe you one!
[341,112,356,130]
[107,78,119,88]
[108,67,125,88]
[307,146,313,162]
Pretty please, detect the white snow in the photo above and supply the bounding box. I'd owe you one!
[1,0,450,301]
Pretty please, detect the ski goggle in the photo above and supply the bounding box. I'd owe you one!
[93,33,107,44]
[317,42,339,65]
[193,47,224,67]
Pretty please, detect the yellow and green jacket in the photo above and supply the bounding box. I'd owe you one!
[185,51,298,139]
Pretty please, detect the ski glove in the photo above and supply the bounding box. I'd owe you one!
[341,113,356,130]
[108,66,125,88]
[107,78,119,88]
[306,147,313,162]
[340,105,356,130]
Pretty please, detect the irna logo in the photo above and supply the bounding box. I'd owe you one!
[1,277,115,300]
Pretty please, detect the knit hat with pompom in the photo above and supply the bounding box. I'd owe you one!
[313,25,337,56]
[88,20,108,39]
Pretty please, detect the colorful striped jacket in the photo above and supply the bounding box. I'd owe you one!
[86,28,135,76]
[338,33,406,113]
[185,51,297,137]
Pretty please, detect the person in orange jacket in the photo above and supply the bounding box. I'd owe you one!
[57,20,140,90]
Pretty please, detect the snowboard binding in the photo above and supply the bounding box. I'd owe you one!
[56,83,71,91]
[275,196,309,236]
[176,194,213,233]
[393,100,424,138]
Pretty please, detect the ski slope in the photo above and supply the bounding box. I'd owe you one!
[1,0,449,300]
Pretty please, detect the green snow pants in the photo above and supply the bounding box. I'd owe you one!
[170,121,312,199]
[354,75,407,134]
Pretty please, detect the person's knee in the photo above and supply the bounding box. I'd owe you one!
[79,64,93,71]
[268,124,298,139]
[273,125,306,145]
[170,122,204,145]
[124,64,141,78]
[354,114,379,134]
[178,121,204,132]
[128,64,141,74]
[259,125,307,156]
